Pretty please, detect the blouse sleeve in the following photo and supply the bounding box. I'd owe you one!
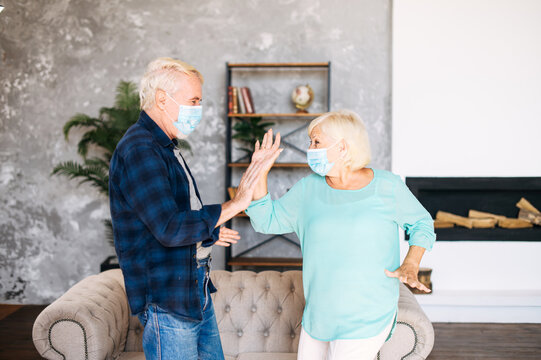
[392,175,436,251]
[245,178,304,235]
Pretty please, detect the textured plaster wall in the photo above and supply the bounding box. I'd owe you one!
[0,0,391,304]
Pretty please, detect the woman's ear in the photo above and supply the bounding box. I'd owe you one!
[340,140,348,156]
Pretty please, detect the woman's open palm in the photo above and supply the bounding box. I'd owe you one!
[252,129,283,174]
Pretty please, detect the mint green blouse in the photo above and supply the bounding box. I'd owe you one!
[245,169,436,341]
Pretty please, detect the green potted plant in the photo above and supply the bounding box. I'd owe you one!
[52,81,190,269]
[232,117,274,160]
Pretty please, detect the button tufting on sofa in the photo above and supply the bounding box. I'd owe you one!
[237,330,243,337]
[251,306,257,313]
[225,305,231,313]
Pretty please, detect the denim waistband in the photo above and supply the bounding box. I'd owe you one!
[196,255,211,268]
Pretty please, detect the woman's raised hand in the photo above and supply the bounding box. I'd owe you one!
[231,129,283,211]
[252,129,283,174]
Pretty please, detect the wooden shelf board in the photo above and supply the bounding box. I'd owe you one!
[228,257,303,267]
[228,162,308,168]
[228,113,323,118]
[228,62,329,68]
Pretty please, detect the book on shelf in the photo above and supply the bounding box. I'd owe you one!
[238,90,246,114]
[227,86,234,114]
[232,87,239,114]
[240,87,255,114]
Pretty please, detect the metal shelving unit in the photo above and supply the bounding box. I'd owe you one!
[224,62,331,270]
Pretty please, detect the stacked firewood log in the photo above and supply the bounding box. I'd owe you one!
[434,198,541,229]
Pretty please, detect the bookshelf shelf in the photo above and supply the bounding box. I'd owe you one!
[225,61,331,270]
[228,113,323,118]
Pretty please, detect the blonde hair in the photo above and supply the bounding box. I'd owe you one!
[308,110,371,170]
[139,57,204,111]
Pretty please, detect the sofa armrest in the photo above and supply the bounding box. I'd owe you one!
[379,283,435,360]
[32,269,131,360]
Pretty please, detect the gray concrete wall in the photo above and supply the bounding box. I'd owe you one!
[0,0,391,304]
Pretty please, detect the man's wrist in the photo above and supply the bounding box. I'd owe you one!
[230,198,247,213]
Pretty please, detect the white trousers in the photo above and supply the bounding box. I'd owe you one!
[297,320,393,360]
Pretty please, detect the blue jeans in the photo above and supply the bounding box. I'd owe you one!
[137,257,224,360]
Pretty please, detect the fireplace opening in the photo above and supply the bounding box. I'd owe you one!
[405,177,541,241]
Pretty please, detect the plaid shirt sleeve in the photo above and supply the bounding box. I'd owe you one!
[119,144,221,247]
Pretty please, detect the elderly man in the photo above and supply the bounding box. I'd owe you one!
[109,57,280,360]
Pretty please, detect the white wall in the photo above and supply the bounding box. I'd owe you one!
[393,0,541,177]
[392,0,541,322]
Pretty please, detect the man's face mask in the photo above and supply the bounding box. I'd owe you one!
[306,140,342,176]
[166,93,202,137]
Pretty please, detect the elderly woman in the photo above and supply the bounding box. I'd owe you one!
[245,110,436,360]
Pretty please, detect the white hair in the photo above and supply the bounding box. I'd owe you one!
[139,57,204,111]
[308,110,372,170]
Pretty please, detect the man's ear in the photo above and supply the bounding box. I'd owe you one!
[155,89,167,111]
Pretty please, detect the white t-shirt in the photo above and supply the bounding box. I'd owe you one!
[174,148,212,260]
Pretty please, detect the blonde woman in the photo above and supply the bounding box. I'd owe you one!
[245,110,436,360]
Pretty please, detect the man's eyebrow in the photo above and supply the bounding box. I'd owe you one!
[188,96,201,100]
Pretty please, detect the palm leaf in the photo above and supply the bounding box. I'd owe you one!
[63,114,102,140]
[84,157,110,170]
[115,81,139,110]
[51,161,109,195]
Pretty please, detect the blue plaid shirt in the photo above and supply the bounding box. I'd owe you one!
[109,111,221,319]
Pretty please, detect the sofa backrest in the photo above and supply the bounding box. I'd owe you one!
[210,270,305,358]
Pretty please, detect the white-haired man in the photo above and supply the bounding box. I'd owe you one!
[109,57,281,360]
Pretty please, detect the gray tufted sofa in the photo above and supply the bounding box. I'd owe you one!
[33,269,434,360]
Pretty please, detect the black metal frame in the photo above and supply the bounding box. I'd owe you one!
[224,62,331,269]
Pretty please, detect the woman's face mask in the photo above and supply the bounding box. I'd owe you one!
[166,93,202,137]
[306,140,342,176]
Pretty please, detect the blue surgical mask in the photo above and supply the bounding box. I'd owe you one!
[166,93,202,137]
[306,141,341,176]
